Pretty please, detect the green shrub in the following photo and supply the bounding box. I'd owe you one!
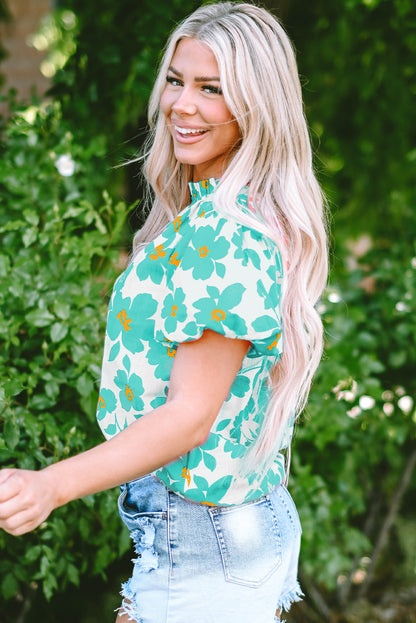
[292,235,416,608]
[0,101,132,608]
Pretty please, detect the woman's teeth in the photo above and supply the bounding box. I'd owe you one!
[175,126,207,136]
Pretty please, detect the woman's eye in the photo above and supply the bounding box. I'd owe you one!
[166,76,182,87]
[202,85,223,95]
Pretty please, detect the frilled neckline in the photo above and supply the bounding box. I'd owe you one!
[188,178,220,205]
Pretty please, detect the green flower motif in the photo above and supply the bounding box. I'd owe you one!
[231,230,261,269]
[136,241,166,285]
[107,289,157,354]
[227,373,250,399]
[181,224,229,280]
[156,460,234,505]
[255,263,282,310]
[161,287,187,333]
[188,178,217,201]
[193,283,248,335]
[96,388,117,421]
[155,449,203,496]
[229,396,256,444]
[146,339,175,381]
[224,439,246,459]
[150,394,167,409]
[114,356,144,412]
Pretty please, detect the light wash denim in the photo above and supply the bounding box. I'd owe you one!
[117,475,302,623]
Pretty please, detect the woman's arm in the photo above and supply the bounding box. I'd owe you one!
[0,330,250,536]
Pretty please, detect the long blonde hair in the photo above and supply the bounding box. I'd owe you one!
[133,2,328,472]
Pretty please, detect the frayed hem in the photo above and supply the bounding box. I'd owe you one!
[276,582,304,613]
[116,596,144,623]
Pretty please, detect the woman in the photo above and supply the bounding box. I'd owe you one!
[0,3,327,622]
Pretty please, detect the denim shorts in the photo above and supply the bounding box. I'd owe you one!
[117,475,302,623]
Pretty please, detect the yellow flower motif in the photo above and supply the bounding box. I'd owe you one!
[198,245,210,258]
[267,333,281,350]
[171,305,178,317]
[98,396,105,409]
[167,347,177,358]
[201,179,210,188]
[169,252,181,267]
[125,385,134,401]
[149,244,166,260]
[117,309,132,332]
[182,467,191,487]
[173,216,182,232]
[211,309,226,322]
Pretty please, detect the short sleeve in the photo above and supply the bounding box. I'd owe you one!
[154,208,284,358]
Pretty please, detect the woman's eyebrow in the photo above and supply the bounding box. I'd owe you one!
[168,65,220,82]
[195,75,221,82]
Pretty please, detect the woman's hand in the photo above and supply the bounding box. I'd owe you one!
[0,468,57,536]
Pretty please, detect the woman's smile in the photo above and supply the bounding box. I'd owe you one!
[173,124,209,141]
[161,38,240,181]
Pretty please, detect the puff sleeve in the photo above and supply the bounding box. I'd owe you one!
[154,208,284,359]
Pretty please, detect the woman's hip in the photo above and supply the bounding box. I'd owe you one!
[117,474,302,623]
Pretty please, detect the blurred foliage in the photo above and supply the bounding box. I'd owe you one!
[284,0,416,242]
[44,0,204,148]
[0,100,132,611]
[0,0,415,621]
[292,237,416,606]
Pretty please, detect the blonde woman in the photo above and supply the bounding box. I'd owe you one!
[0,3,328,622]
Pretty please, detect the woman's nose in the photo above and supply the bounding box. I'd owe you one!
[172,87,197,115]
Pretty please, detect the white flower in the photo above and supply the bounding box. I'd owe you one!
[347,406,362,419]
[383,403,394,416]
[328,291,342,303]
[359,395,375,410]
[398,395,413,414]
[55,154,75,177]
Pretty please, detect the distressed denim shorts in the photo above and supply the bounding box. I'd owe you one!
[117,475,302,623]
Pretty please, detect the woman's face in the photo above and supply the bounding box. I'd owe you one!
[161,38,240,182]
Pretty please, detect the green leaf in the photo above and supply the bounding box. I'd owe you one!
[1,572,19,600]
[67,563,80,586]
[26,308,55,327]
[104,423,117,436]
[4,419,20,450]
[252,314,277,332]
[22,227,38,247]
[51,322,69,343]
[193,475,209,490]
[0,254,11,278]
[23,209,40,227]
[53,301,71,320]
[76,373,94,398]
[24,545,42,564]
[203,452,217,472]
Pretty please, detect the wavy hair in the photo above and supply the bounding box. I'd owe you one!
[133,2,328,472]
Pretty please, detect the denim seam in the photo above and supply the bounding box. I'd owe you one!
[279,487,302,536]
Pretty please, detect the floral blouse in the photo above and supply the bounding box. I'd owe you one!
[96,178,293,506]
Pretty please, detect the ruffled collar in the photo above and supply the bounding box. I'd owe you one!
[188,178,219,205]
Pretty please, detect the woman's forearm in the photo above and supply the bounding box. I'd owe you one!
[0,331,249,536]
[46,399,208,510]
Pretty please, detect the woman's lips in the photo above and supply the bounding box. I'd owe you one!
[173,125,208,142]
